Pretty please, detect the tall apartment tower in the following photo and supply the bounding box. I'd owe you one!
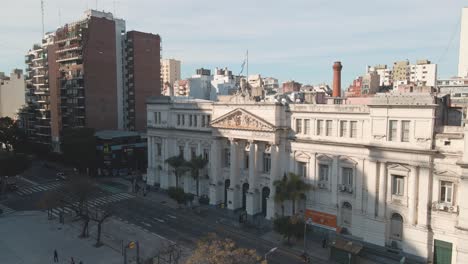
[459,7,468,77]
[24,10,161,151]
[0,69,25,119]
[125,31,161,131]
[161,59,181,86]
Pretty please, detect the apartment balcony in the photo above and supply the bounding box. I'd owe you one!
[55,35,79,44]
[56,44,82,54]
[57,54,83,63]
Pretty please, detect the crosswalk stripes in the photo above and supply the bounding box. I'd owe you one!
[16,182,63,196]
[0,204,15,215]
[49,192,134,218]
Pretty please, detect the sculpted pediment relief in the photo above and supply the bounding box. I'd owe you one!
[210,108,276,132]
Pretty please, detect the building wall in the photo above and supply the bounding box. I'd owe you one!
[0,70,25,119]
[127,31,161,131]
[146,94,468,263]
[47,43,60,150]
[459,7,468,77]
[114,18,126,130]
[83,16,118,130]
[161,59,181,86]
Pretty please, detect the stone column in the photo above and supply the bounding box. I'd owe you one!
[408,166,418,226]
[183,142,191,193]
[417,166,431,227]
[266,144,279,219]
[355,159,364,212]
[377,162,387,219]
[227,139,240,210]
[458,168,468,229]
[147,137,154,184]
[331,156,339,206]
[246,141,258,216]
[209,139,221,205]
[366,160,378,218]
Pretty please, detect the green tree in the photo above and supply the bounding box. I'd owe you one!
[187,155,209,197]
[273,215,304,245]
[167,187,187,206]
[165,155,189,188]
[273,172,312,215]
[0,117,26,153]
[273,174,288,216]
[61,128,97,173]
[0,153,31,194]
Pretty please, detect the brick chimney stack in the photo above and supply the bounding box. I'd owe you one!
[332,61,343,97]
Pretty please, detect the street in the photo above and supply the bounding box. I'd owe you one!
[1,162,330,264]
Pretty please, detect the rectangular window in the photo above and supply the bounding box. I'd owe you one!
[298,162,307,178]
[389,120,398,141]
[392,175,405,196]
[440,181,453,204]
[401,120,410,142]
[319,164,329,181]
[201,115,206,127]
[194,115,198,127]
[350,121,357,138]
[191,147,197,159]
[304,119,310,135]
[177,114,181,126]
[203,148,209,162]
[296,119,302,134]
[317,120,324,135]
[223,148,230,167]
[340,121,347,137]
[158,112,161,124]
[189,115,193,126]
[263,153,271,173]
[156,143,162,156]
[178,146,184,156]
[342,168,353,186]
[154,112,159,124]
[181,115,185,126]
[326,120,333,136]
[244,152,249,169]
[207,115,211,126]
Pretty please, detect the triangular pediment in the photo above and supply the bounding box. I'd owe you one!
[210,108,276,131]
[434,170,459,178]
[387,164,410,172]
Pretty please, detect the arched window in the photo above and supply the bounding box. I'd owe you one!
[341,202,352,227]
[390,213,403,240]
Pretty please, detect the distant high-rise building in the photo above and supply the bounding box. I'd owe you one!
[459,7,468,77]
[161,59,181,86]
[125,31,161,131]
[24,10,161,151]
[0,69,25,119]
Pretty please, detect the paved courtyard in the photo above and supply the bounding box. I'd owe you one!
[0,210,184,264]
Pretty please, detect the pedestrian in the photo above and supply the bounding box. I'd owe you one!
[53,249,58,262]
[322,238,327,248]
[71,257,75,264]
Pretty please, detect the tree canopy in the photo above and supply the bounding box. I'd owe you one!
[186,233,264,264]
[0,117,26,153]
[165,155,190,188]
[273,172,312,215]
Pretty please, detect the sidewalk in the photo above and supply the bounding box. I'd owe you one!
[0,211,122,264]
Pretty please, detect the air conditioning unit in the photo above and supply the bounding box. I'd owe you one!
[318,183,326,189]
[436,203,447,211]
[449,206,458,213]
[346,186,353,193]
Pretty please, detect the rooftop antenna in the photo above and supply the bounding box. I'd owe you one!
[41,0,45,37]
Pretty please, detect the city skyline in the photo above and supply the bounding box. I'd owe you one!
[0,1,466,86]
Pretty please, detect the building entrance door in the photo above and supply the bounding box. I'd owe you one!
[261,187,270,217]
[242,183,249,210]
[434,239,452,264]
[224,179,230,207]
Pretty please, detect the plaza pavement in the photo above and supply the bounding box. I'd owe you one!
[0,210,187,264]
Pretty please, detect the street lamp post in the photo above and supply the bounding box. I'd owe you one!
[264,247,277,263]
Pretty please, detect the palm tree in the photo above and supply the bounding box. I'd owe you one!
[273,173,288,216]
[187,155,209,197]
[286,172,312,215]
[274,172,312,216]
[165,155,189,188]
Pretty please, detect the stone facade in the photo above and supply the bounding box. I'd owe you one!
[146,94,468,263]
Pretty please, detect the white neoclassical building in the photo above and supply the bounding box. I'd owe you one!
[146,93,468,264]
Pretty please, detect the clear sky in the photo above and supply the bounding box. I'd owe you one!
[0,0,465,86]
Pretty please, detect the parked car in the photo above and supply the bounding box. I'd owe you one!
[56,172,67,181]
